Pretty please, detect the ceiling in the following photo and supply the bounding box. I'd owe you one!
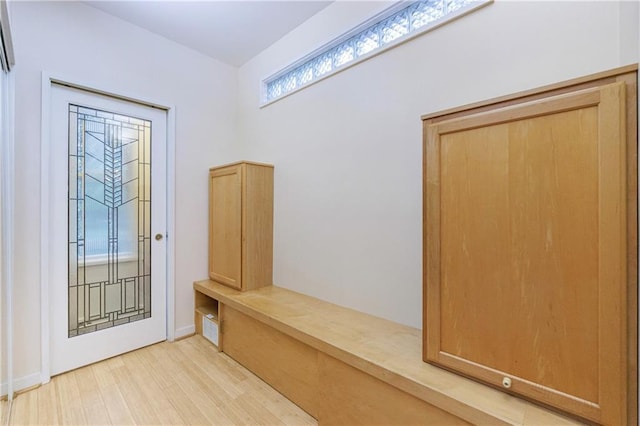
[84,1,333,67]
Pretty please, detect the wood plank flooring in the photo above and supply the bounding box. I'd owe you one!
[8,335,317,425]
[1,399,8,425]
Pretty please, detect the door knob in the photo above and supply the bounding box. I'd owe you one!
[155,233,164,241]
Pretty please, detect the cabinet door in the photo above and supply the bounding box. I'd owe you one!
[424,82,628,424]
[209,165,242,289]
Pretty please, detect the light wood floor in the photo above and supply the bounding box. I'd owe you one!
[8,335,317,425]
[1,399,8,425]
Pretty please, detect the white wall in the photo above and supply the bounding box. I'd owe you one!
[10,1,239,387]
[238,0,639,328]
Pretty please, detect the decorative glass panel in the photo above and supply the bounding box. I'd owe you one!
[381,12,409,45]
[410,1,445,30]
[355,28,380,57]
[313,53,333,77]
[263,0,488,104]
[332,42,355,67]
[298,62,314,85]
[283,73,297,92]
[266,78,283,100]
[68,104,151,337]
[446,0,469,13]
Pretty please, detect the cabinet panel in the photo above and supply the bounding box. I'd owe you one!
[440,107,600,403]
[318,353,469,426]
[243,164,274,291]
[208,162,273,291]
[222,305,318,417]
[209,165,242,289]
[424,79,634,424]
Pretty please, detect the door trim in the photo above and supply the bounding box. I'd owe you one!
[40,71,176,383]
[1,70,15,400]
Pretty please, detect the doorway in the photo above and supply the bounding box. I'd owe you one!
[47,83,168,376]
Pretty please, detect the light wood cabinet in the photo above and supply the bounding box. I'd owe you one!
[209,161,274,291]
[423,66,637,425]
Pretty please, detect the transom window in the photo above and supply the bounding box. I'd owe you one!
[262,0,491,105]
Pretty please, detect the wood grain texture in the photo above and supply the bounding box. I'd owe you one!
[194,289,219,349]
[10,392,38,426]
[7,336,316,426]
[424,72,635,425]
[194,279,580,425]
[438,106,600,403]
[596,82,627,426]
[619,71,638,426]
[222,304,318,417]
[209,164,242,289]
[424,123,441,363]
[318,353,469,426]
[209,161,274,291]
[55,368,89,424]
[73,366,111,425]
[242,162,274,290]
[434,87,600,135]
[0,400,8,426]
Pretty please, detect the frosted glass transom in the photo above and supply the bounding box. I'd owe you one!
[263,0,487,104]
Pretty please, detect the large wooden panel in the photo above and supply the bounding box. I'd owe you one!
[242,163,274,290]
[424,81,631,424]
[317,353,469,426]
[440,108,600,402]
[221,305,318,417]
[209,165,242,289]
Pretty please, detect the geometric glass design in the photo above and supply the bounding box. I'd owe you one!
[313,53,333,78]
[381,12,409,44]
[355,28,380,56]
[333,42,355,67]
[264,0,488,104]
[410,0,445,30]
[68,104,152,337]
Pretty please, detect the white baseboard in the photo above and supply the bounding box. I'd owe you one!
[174,324,195,340]
[1,371,41,397]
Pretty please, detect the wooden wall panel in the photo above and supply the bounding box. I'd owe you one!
[317,353,469,426]
[221,305,318,417]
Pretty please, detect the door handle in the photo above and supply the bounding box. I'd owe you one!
[155,233,164,241]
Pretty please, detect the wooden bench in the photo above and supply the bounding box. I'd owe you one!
[194,279,581,425]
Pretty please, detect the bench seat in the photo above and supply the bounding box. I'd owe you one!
[194,279,579,425]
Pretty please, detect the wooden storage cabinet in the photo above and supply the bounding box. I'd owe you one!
[423,66,637,425]
[209,161,274,291]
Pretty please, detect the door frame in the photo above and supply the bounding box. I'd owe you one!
[39,71,176,384]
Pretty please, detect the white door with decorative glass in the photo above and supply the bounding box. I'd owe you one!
[49,84,167,375]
